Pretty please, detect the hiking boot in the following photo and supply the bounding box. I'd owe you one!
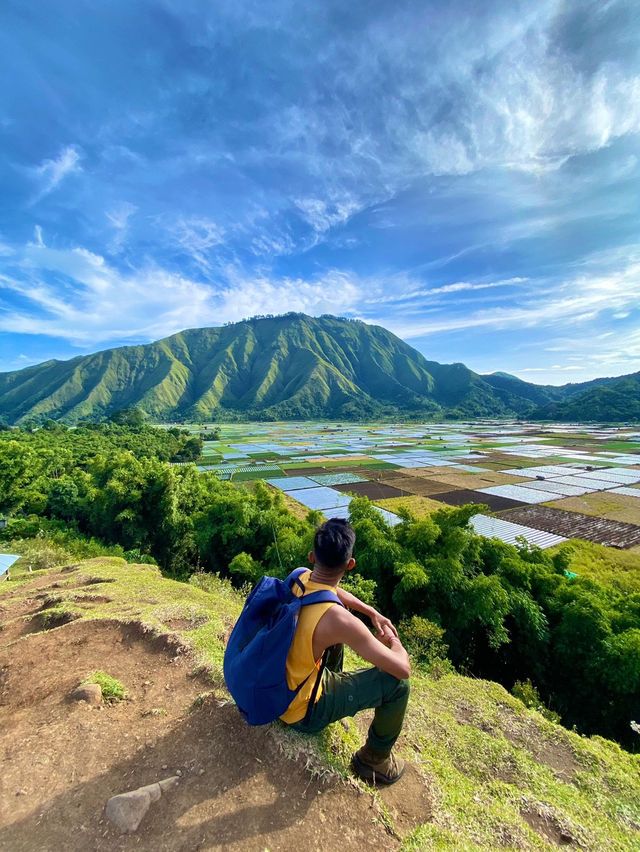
[351,745,405,785]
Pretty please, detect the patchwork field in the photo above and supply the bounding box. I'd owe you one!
[177,421,640,551]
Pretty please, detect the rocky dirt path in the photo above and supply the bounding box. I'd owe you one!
[0,588,429,851]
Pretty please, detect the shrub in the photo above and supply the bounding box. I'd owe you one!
[512,679,560,723]
[399,615,450,672]
[228,552,262,584]
[340,573,378,609]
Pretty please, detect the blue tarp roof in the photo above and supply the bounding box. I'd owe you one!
[0,553,19,576]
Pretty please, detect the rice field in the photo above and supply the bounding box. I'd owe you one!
[175,420,640,550]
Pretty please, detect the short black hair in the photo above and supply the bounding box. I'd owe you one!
[313,518,356,571]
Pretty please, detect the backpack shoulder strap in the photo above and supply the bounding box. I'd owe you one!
[284,566,309,593]
[299,590,343,607]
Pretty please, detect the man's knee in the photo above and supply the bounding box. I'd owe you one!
[380,671,410,702]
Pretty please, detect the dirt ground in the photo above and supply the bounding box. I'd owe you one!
[424,471,530,488]
[428,489,526,512]
[334,481,407,500]
[381,476,461,496]
[0,589,430,852]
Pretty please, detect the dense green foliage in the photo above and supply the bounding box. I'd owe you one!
[345,498,640,748]
[1,422,638,749]
[0,420,202,516]
[0,422,312,578]
[5,313,634,425]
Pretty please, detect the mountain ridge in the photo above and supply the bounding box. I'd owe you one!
[0,313,638,423]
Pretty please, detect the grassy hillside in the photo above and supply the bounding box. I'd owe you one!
[0,313,571,425]
[2,551,639,850]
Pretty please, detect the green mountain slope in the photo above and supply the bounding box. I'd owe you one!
[0,313,637,423]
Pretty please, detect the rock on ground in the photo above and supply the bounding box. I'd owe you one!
[70,684,102,706]
[105,777,179,834]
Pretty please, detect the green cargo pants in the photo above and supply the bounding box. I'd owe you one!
[290,644,410,757]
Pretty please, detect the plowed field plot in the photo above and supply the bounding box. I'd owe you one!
[283,466,327,476]
[500,506,640,549]
[425,471,528,488]
[334,481,407,499]
[379,476,465,496]
[401,465,454,477]
[430,489,527,512]
[361,469,407,481]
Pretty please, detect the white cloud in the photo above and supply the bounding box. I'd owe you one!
[31,145,82,202]
[106,202,137,253]
[526,323,640,383]
[216,268,361,321]
[0,241,362,346]
[166,216,226,272]
[106,203,137,231]
[243,2,640,230]
[363,276,528,306]
[294,196,362,237]
[379,262,640,339]
[518,365,583,373]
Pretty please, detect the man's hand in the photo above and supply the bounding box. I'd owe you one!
[314,606,411,680]
[370,610,398,641]
[334,588,399,644]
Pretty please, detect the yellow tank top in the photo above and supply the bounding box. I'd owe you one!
[279,570,338,724]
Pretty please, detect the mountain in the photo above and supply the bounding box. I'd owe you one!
[0,313,637,423]
[488,371,521,381]
[531,371,640,422]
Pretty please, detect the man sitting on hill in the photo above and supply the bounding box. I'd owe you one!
[281,518,411,785]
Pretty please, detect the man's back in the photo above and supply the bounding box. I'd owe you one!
[280,570,338,724]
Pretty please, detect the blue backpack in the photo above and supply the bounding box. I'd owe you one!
[223,567,343,725]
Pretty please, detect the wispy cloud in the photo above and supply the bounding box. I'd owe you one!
[106,202,137,253]
[373,262,640,339]
[165,216,226,272]
[30,145,82,203]
[106,203,137,231]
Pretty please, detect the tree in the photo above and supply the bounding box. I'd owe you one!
[172,435,203,462]
[108,407,146,428]
[0,441,38,515]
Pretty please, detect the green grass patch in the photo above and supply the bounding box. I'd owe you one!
[550,539,640,593]
[82,670,127,702]
[231,468,283,481]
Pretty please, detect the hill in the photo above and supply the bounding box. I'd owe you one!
[0,313,637,424]
[532,371,640,422]
[1,553,639,850]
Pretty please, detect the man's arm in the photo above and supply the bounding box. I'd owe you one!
[315,606,411,681]
[335,587,398,639]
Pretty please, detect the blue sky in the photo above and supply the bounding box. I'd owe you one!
[1,0,639,384]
